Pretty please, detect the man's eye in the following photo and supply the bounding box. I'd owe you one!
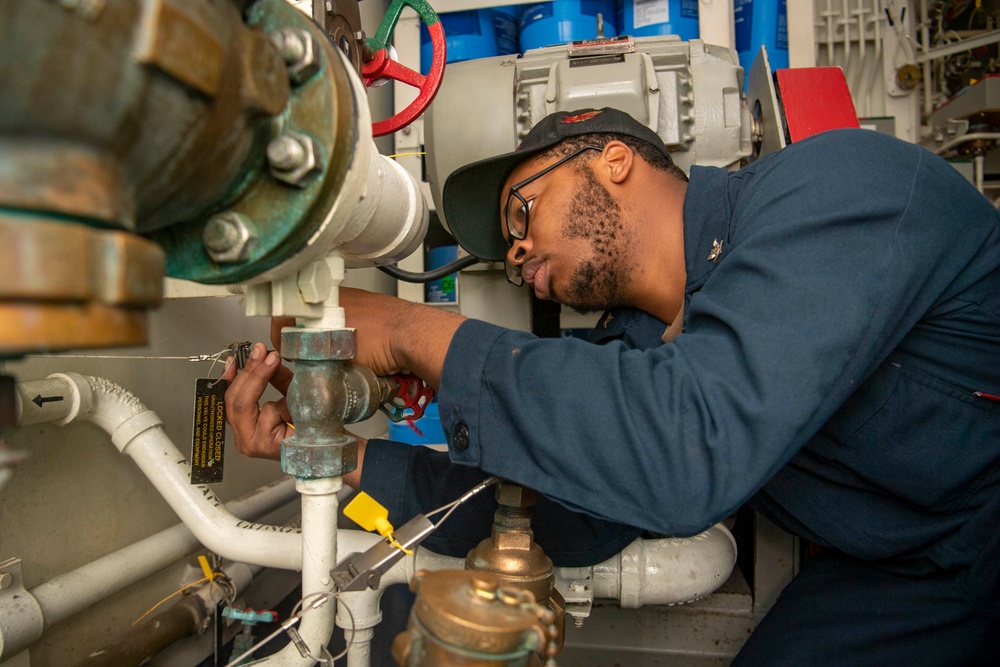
[517,199,533,222]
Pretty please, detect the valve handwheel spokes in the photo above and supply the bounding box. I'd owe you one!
[362,0,446,137]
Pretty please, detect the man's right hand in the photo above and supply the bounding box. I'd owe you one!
[222,342,294,461]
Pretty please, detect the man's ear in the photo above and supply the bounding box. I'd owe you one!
[601,140,634,184]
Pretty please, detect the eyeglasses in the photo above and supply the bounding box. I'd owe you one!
[503,145,602,286]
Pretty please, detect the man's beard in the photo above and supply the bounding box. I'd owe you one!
[560,168,630,314]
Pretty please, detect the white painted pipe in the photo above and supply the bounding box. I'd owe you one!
[32,478,297,628]
[589,523,737,607]
[13,373,738,664]
[16,373,305,570]
[245,49,428,286]
[258,478,342,666]
[330,50,428,270]
[0,481,294,659]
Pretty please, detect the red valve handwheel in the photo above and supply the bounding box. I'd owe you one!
[362,0,446,137]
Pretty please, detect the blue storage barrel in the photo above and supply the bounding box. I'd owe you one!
[520,1,618,52]
[493,5,521,55]
[618,0,699,39]
[420,10,499,76]
[734,0,789,80]
[424,245,458,303]
[387,401,447,446]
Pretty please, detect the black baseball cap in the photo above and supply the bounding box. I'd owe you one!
[442,107,672,262]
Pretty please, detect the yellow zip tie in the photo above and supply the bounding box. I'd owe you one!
[387,151,426,159]
[132,576,210,625]
[343,492,413,556]
[198,555,216,582]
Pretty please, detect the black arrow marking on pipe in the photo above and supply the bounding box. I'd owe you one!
[32,395,64,408]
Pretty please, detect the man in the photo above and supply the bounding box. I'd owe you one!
[226,108,999,664]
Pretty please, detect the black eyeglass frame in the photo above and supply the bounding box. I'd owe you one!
[503,145,603,286]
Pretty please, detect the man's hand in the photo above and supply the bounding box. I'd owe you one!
[340,286,466,388]
[222,342,293,461]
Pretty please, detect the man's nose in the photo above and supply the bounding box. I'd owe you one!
[507,237,528,266]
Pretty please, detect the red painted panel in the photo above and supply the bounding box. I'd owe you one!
[776,68,860,142]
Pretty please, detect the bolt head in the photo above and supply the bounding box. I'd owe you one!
[0,572,11,589]
[272,28,321,85]
[267,135,307,171]
[267,132,321,187]
[297,261,333,304]
[203,213,257,263]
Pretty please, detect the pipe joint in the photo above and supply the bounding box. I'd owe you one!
[0,559,44,659]
[281,329,356,362]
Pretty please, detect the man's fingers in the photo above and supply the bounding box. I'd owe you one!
[274,397,293,423]
[220,356,237,383]
[228,343,279,415]
[253,401,290,460]
[270,362,294,396]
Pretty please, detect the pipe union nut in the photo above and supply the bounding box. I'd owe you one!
[496,483,538,508]
[267,132,322,188]
[281,438,358,479]
[281,329,357,361]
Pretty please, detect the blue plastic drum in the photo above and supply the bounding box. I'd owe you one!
[519,1,618,51]
[420,10,499,76]
[618,0,699,39]
[734,0,789,79]
[493,5,521,55]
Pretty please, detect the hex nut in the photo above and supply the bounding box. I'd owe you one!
[297,261,333,304]
[267,132,322,187]
[271,28,321,85]
[496,482,537,508]
[203,213,257,263]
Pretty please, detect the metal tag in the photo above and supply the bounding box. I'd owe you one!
[190,378,227,484]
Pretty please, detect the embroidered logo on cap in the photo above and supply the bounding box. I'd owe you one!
[562,110,602,124]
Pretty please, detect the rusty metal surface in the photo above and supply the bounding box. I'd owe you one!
[134,0,225,97]
[279,331,360,477]
[152,0,362,284]
[0,0,289,232]
[281,329,357,361]
[281,435,358,479]
[0,141,131,228]
[0,217,164,305]
[0,303,149,356]
[341,364,396,424]
[0,215,162,354]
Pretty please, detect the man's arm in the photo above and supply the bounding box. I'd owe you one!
[339,287,466,388]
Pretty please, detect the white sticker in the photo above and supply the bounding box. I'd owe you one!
[633,0,671,29]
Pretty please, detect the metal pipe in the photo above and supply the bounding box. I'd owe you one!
[932,132,1000,155]
[71,559,257,667]
[72,596,205,667]
[921,0,933,118]
[259,478,342,667]
[31,478,297,629]
[15,372,304,570]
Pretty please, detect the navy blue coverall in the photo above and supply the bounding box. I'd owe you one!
[363,129,1000,664]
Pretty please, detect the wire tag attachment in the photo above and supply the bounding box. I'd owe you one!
[343,492,413,556]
